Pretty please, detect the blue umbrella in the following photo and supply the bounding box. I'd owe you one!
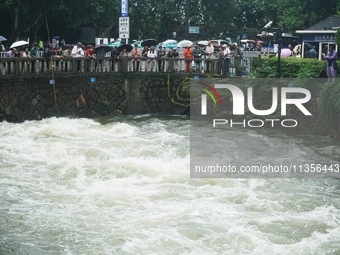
[0,35,7,42]
[52,36,61,40]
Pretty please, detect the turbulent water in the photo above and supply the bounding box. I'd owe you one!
[0,116,339,255]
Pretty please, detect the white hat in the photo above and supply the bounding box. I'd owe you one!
[222,44,227,48]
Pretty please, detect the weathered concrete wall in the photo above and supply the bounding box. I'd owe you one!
[0,72,189,122]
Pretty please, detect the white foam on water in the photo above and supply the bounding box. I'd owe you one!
[0,117,339,255]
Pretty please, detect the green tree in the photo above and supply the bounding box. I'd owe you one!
[1,0,339,46]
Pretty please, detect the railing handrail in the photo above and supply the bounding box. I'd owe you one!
[0,54,258,76]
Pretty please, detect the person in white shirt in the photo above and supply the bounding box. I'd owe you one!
[222,44,231,76]
[147,46,157,71]
[71,42,84,72]
[71,42,84,57]
[204,40,214,72]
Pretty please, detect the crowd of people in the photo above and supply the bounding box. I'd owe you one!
[2,37,336,79]
[0,38,247,75]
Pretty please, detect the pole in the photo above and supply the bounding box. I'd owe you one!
[277,27,282,78]
[185,0,190,38]
[51,56,57,106]
[45,17,51,47]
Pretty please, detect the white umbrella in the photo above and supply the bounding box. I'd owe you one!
[10,40,29,49]
[177,40,193,48]
[162,39,178,49]
[0,35,7,42]
[197,40,208,46]
[162,39,177,45]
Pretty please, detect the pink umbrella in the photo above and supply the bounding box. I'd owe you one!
[280,48,292,57]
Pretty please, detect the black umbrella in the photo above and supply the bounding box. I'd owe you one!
[94,44,113,54]
[141,38,158,47]
[118,44,133,53]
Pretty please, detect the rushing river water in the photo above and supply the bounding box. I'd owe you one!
[0,116,339,255]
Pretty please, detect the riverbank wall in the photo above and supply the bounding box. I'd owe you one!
[0,73,338,138]
[0,72,189,122]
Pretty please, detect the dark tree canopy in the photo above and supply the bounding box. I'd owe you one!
[0,0,339,45]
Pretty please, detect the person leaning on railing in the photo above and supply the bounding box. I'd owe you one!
[71,42,85,72]
[111,46,120,71]
[62,46,73,72]
[204,41,214,73]
[120,48,129,72]
[193,44,203,73]
[5,48,20,74]
[131,44,141,72]
[141,46,148,72]
[183,45,193,73]
[147,46,157,72]
[53,46,64,72]
[157,46,166,72]
[29,43,40,73]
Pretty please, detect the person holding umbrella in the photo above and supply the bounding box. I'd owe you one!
[118,44,133,72]
[147,46,157,72]
[6,47,19,57]
[111,46,120,71]
[141,45,149,71]
[95,47,106,72]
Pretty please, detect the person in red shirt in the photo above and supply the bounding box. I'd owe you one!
[86,46,95,58]
[183,46,193,73]
[131,44,141,71]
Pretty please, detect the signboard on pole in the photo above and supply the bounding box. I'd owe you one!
[189,26,200,34]
[119,17,129,39]
[121,0,128,17]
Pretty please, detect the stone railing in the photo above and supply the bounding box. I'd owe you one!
[0,54,259,76]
